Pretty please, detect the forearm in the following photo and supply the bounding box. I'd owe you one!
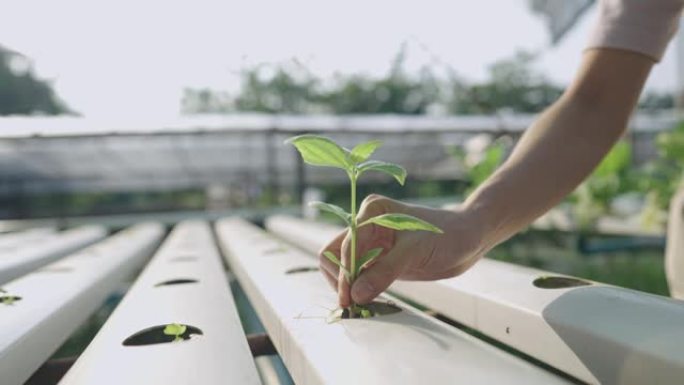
[462,49,653,251]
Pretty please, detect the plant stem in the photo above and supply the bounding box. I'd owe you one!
[350,171,357,281]
[349,170,358,316]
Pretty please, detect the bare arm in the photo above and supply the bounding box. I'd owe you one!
[321,0,683,305]
[464,48,654,250]
[321,48,656,305]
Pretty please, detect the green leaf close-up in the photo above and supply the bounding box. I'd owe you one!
[309,201,351,225]
[357,160,407,185]
[361,213,443,233]
[358,247,383,271]
[286,135,351,170]
[349,140,382,164]
[323,251,350,280]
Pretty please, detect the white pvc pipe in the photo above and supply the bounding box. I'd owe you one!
[0,223,164,385]
[59,221,261,385]
[266,215,684,385]
[219,218,568,385]
[0,226,106,285]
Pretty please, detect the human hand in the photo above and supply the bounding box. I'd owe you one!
[319,194,487,307]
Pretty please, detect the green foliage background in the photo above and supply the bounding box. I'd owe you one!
[0,46,69,115]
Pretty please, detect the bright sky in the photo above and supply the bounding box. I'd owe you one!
[0,0,679,117]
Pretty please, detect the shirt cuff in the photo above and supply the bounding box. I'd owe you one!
[586,0,684,62]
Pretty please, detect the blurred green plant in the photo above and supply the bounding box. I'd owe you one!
[572,141,633,229]
[633,121,684,228]
[0,45,70,115]
[453,138,507,196]
[638,122,684,210]
[182,49,570,116]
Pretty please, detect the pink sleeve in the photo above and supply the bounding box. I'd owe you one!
[586,0,684,61]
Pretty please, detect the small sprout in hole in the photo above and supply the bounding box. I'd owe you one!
[164,323,187,342]
[287,135,442,318]
[2,296,18,306]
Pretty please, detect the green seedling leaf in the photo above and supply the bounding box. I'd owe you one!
[323,251,351,280]
[361,213,443,233]
[164,323,187,342]
[309,201,351,225]
[286,135,351,170]
[349,140,382,164]
[2,296,16,306]
[360,309,372,318]
[358,247,383,271]
[358,160,407,185]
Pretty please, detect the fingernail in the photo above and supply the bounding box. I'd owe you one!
[352,280,374,303]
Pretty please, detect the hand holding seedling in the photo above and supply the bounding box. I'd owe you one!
[321,195,486,307]
[288,135,483,316]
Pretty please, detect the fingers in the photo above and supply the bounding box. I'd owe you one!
[356,194,397,222]
[319,194,412,307]
[318,229,347,263]
[350,247,410,304]
[337,194,406,305]
[338,264,351,307]
[321,267,338,290]
[318,229,346,284]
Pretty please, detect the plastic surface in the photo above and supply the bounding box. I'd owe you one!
[267,215,684,385]
[219,218,567,385]
[0,223,163,385]
[59,221,261,385]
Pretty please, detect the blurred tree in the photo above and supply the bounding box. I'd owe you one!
[638,92,675,112]
[181,88,232,114]
[233,62,320,114]
[182,48,672,116]
[449,51,563,114]
[182,48,444,115]
[0,45,69,115]
[317,48,442,114]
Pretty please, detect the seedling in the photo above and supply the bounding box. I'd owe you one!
[1,296,20,306]
[163,323,187,342]
[0,288,20,306]
[287,135,442,317]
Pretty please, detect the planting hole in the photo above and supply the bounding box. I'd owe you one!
[170,256,197,262]
[122,324,203,346]
[1,296,22,305]
[155,278,198,287]
[328,301,402,322]
[286,266,319,275]
[533,276,591,289]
